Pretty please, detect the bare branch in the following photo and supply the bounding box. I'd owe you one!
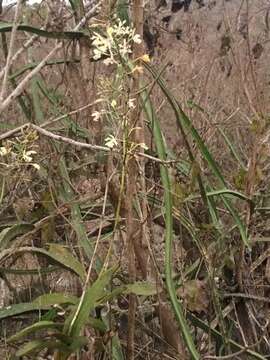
[0,0,23,102]
[0,42,62,115]
[0,0,101,116]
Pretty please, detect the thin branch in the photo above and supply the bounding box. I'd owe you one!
[32,124,108,152]
[223,292,270,304]
[67,165,112,334]
[203,339,262,359]
[74,0,101,30]
[0,121,178,166]
[0,0,101,115]
[0,34,39,81]
[0,0,23,101]
[40,99,103,128]
[0,42,62,115]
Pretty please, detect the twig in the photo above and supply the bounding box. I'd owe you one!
[0,0,23,102]
[0,42,62,115]
[40,99,103,128]
[223,292,270,304]
[74,0,101,30]
[0,0,101,115]
[31,124,109,151]
[0,123,26,140]
[203,348,250,359]
[67,164,112,335]
[0,34,39,81]
[0,122,178,166]
[203,339,262,359]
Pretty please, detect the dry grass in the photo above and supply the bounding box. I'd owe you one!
[1,1,270,359]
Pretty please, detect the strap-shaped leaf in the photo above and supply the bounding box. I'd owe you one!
[0,22,85,40]
[7,321,62,343]
[0,223,34,249]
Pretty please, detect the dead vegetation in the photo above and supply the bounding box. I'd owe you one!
[0,0,270,359]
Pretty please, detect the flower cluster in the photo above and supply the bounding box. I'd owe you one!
[91,19,142,65]
[0,131,40,171]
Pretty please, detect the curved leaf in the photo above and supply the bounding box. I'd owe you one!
[144,62,250,249]
[7,321,62,343]
[142,90,200,359]
[66,265,118,337]
[0,302,50,320]
[10,59,80,80]
[33,293,78,307]
[0,223,34,249]
[124,281,158,296]
[0,21,85,40]
[15,339,68,358]
[0,246,86,280]
[47,243,86,281]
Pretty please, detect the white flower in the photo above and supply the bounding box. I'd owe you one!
[22,150,37,162]
[0,147,8,156]
[92,111,101,122]
[140,143,148,150]
[111,99,117,108]
[105,134,118,149]
[31,163,40,170]
[93,48,103,60]
[133,34,142,44]
[91,20,143,65]
[128,98,136,109]
[23,154,32,162]
[107,26,114,38]
[103,57,114,66]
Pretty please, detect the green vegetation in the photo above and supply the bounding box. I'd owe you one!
[0,1,269,359]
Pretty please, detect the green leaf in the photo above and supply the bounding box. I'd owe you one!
[0,302,50,320]
[37,78,90,140]
[68,0,82,12]
[9,59,80,80]
[7,321,62,343]
[15,339,68,358]
[31,75,44,124]
[144,62,250,249]
[0,21,85,40]
[116,0,130,25]
[47,243,86,281]
[125,281,158,296]
[206,189,251,202]
[0,265,59,276]
[187,312,267,360]
[33,293,78,307]
[0,223,34,249]
[218,127,246,169]
[88,317,107,332]
[66,266,118,337]
[59,158,101,268]
[67,335,88,351]
[0,246,86,280]
[142,89,200,360]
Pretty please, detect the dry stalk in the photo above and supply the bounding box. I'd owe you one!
[0,1,101,116]
[0,0,23,102]
[224,0,264,347]
[0,42,62,115]
[125,2,145,359]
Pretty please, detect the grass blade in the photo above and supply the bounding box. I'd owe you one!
[144,62,250,248]
[142,91,200,359]
[0,21,85,40]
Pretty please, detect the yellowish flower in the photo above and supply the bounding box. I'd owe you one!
[111,99,117,108]
[131,65,144,74]
[0,147,8,156]
[107,26,114,37]
[140,54,151,63]
[105,134,118,149]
